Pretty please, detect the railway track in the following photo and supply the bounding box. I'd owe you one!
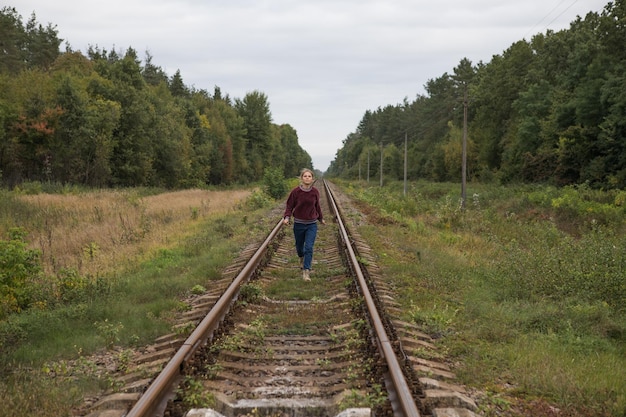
[81,181,478,417]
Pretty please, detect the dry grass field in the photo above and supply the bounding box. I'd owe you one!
[17,189,252,277]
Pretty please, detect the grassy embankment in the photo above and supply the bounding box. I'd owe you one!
[0,183,276,416]
[339,179,625,417]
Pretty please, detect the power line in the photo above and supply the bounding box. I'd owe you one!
[523,0,580,39]
[383,104,456,147]
[543,0,580,31]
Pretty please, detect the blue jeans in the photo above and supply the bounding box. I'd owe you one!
[293,222,318,271]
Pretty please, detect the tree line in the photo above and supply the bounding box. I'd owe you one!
[327,0,626,190]
[0,6,312,188]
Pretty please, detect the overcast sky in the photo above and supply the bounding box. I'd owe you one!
[14,0,609,172]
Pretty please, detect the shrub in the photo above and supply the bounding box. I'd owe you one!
[239,283,263,304]
[262,167,287,199]
[56,268,89,304]
[244,189,272,210]
[94,319,124,349]
[0,228,42,318]
[0,316,27,353]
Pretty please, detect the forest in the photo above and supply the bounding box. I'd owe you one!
[0,6,312,188]
[327,0,626,190]
[2,2,626,190]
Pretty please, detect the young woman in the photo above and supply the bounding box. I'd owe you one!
[283,168,325,281]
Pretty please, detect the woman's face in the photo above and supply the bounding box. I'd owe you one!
[301,171,314,186]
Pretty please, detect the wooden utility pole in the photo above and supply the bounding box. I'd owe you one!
[380,142,383,187]
[403,132,408,196]
[461,86,468,209]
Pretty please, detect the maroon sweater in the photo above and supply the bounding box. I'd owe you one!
[283,186,323,223]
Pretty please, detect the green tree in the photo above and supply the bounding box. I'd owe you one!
[0,7,26,74]
[4,69,60,183]
[50,53,120,186]
[24,12,62,70]
[142,51,168,86]
[508,80,557,182]
[169,69,188,98]
[98,47,156,186]
[0,8,61,74]
[472,41,534,178]
[147,82,192,188]
[235,90,273,179]
[205,104,234,185]
[53,74,92,183]
[277,123,310,177]
[211,98,247,182]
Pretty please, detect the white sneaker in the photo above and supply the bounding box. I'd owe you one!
[303,269,311,281]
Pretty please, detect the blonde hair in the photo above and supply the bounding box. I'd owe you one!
[299,168,314,179]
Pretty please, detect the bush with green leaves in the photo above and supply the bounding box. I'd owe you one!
[244,189,272,210]
[262,167,287,199]
[0,228,42,318]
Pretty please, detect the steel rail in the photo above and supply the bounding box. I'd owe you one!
[323,180,421,417]
[125,219,285,417]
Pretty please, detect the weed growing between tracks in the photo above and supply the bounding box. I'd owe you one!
[338,180,626,417]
